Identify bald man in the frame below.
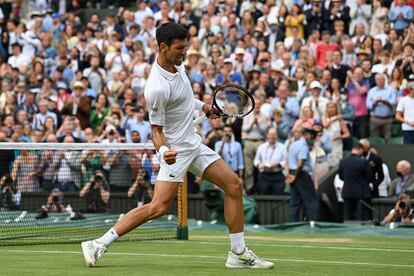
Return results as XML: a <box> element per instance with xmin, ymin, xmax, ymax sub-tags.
<box><xmin>389</xmin><ymin>160</ymin><xmax>414</xmax><ymax>197</ymax></box>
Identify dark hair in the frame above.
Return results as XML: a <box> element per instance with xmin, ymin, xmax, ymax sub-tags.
<box><xmin>156</xmin><ymin>22</ymin><xmax>188</xmax><ymax>47</ymax></box>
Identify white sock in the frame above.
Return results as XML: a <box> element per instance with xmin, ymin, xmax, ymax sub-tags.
<box><xmin>229</xmin><ymin>232</ymin><xmax>246</xmax><ymax>255</ymax></box>
<box><xmin>97</xmin><ymin>227</ymin><xmax>119</xmax><ymax>246</ymax></box>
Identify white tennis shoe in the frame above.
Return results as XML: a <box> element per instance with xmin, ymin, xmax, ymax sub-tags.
<box><xmin>81</xmin><ymin>240</ymin><xmax>107</xmax><ymax>267</ymax></box>
<box><xmin>225</xmin><ymin>247</ymin><xmax>274</xmax><ymax>269</ymax></box>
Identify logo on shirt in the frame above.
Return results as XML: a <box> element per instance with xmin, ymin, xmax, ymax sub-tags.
<box><xmin>152</xmin><ymin>107</ymin><xmax>158</xmax><ymax>112</ymax></box>
<box><xmin>169</xmin><ymin>173</ymin><xmax>176</xmax><ymax>178</ymax></box>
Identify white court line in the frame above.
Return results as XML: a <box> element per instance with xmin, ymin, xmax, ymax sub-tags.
<box><xmin>172</xmin><ymin>240</ymin><xmax>414</xmax><ymax>253</ymax></box>
<box><xmin>142</xmin><ymin>239</ymin><xmax>414</xmax><ymax>253</ymax></box>
<box><xmin>0</xmin><ymin>249</ymin><xmax>413</xmax><ymax>269</ymax></box>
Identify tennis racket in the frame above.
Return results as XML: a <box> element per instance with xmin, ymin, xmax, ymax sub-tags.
<box><xmin>193</xmin><ymin>84</ymin><xmax>255</xmax><ymax>125</ymax></box>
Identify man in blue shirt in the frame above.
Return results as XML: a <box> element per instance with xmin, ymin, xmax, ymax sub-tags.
<box><xmin>271</xmin><ymin>84</ymin><xmax>300</xmax><ymax>140</ymax></box>
<box><xmin>254</xmin><ymin>128</ymin><xmax>287</xmax><ymax>195</ymax></box>
<box><xmin>286</xmin><ymin>127</ymin><xmax>319</xmax><ymax>222</ymax></box>
<box><xmin>366</xmin><ymin>73</ymin><xmax>397</xmax><ymax>141</ymax></box>
<box><xmin>215</xmin><ymin>125</ymin><xmax>244</xmax><ymax>184</ymax></box>
<box><xmin>389</xmin><ymin>0</ymin><xmax>413</xmax><ymax>34</ymax></box>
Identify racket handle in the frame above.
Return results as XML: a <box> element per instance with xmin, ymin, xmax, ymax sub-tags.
<box><xmin>193</xmin><ymin>114</ymin><xmax>207</xmax><ymax>125</ymax></box>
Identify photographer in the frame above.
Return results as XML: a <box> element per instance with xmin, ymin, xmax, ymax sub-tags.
<box><xmin>80</xmin><ymin>172</ymin><xmax>110</xmax><ymax>213</ymax></box>
<box><xmin>0</xmin><ymin>175</ymin><xmax>21</xmax><ymax>210</ymax></box>
<box><xmin>382</xmin><ymin>194</ymin><xmax>414</xmax><ymax>224</ymax></box>
<box><xmin>36</xmin><ymin>188</ymin><xmax>68</xmax><ymax>219</ymax></box>
<box><xmin>44</xmin><ymin>188</ymin><xmax>66</xmax><ymax>213</ymax></box>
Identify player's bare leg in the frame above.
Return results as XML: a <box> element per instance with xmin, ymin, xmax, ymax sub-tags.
<box><xmin>202</xmin><ymin>159</ymin><xmax>244</xmax><ymax>234</ymax></box>
<box><xmin>81</xmin><ymin>181</ymin><xmax>179</xmax><ymax>267</ymax></box>
<box><xmin>203</xmin><ymin>159</ymin><xmax>273</xmax><ymax>269</ymax></box>
<box><xmin>113</xmin><ymin>181</ymin><xmax>179</xmax><ymax>235</ymax></box>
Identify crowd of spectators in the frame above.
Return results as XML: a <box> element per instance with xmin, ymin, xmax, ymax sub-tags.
<box><xmin>0</xmin><ymin>0</ymin><xmax>414</xmax><ymax>221</ymax></box>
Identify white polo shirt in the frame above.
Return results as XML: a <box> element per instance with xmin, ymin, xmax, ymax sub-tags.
<box><xmin>397</xmin><ymin>95</ymin><xmax>414</xmax><ymax>131</ymax></box>
<box><xmin>145</xmin><ymin>60</ymin><xmax>204</xmax><ymax>151</ymax></box>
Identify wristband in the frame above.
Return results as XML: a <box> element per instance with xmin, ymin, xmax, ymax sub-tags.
<box><xmin>158</xmin><ymin>146</ymin><xmax>169</xmax><ymax>158</ymax></box>
<box><xmin>389</xmin><ymin>209</ymin><xmax>396</xmax><ymax>215</ymax></box>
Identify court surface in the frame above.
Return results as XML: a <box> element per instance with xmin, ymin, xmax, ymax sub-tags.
<box><xmin>1</xmin><ymin>230</ymin><xmax>413</xmax><ymax>276</ymax></box>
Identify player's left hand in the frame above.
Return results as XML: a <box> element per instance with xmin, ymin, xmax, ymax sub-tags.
<box><xmin>164</xmin><ymin>149</ymin><xmax>177</xmax><ymax>165</ymax></box>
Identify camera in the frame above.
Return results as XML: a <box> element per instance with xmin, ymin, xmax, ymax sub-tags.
<box><xmin>52</xmin><ymin>195</ymin><xmax>59</xmax><ymax>203</ymax></box>
<box><xmin>399</xmin><ymin>201</ymin><xmax>407</xmax><ymax>209</ymax></box>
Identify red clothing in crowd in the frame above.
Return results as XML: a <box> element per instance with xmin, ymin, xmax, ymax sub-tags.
<box><xmin>316</xmin><ymin>42</ymin><xmax>340</xmax><ymax>69</ymax></box>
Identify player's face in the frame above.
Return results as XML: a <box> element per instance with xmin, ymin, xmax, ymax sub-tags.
<box><xmin>164</xmin><ymin>39</ymin><xmax>187</xmax><ymax>66</ymax></box>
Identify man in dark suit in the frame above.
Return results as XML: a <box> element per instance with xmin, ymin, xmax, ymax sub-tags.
<box><xmin>339</xmin><ymin>142</ymin><xmax>371</xmax><ymax>220</ymax></box>
<box><xmin>359</xmin><ymin>139</ymin><xmax>384</xmax><ymax>198</ymax></box>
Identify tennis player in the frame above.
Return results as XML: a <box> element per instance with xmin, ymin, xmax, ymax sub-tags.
<box><xmin>81</xmin><ymin>22</ymin><xmax>273</xmax><ymax>269</ymax></box>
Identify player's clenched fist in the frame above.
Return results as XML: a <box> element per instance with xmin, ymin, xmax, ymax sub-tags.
<box><xmin>158</xmin><ymin>146</ymin><xmax>177</xmax><ymax>165</ymax></box>
<box><xmin>163</xmin><ymin>149</ymin><xmax>177</xmax><ymax>165</ymax></box>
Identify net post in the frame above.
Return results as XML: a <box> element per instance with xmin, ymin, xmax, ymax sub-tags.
<box><xmin>177</xmin><ymin>174</ymin><xmax>188</xmax><ymax>240</ymax></box>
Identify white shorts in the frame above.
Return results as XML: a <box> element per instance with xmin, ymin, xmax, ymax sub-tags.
<box><xmin>157</xmin><ymin>143</ymin><xmax>220</xmax><ymax>182</ymax></box>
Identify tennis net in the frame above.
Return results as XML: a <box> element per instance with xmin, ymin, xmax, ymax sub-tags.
<box><xmin>0</xmin><ymin>143</ymin><xmax>188</xmax><ymax>245</ymax></box>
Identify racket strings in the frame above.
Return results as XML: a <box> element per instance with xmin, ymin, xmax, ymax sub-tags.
<box><xmin>215</xmin><ymin>87</ymin><xmax>253</xmax><ymax>117</ymax></box>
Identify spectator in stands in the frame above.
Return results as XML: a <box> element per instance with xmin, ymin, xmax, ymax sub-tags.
<box><xmin>326</xmin><ymin>50</ymin><xmax>349</xmax><ymax>86</ymax></box>
<box><xmin>347</xmin><ymin>66</ymin><xmax>371</xmax><ymax>138</ymax></box>
<box><xmin>394</xmin><ymin>43</ymin><xmax>414</xmax><ymax>80</ymax></box>
<box><xmin>0</xmin><ymin>175</ymin><xmax>21</xmax><ymax>210</ymax></box>
<box><xmin>39</xmin><ymin>134</ymin><xmax>60</xmax><ymax>191</ymax></box>
<box><xmin>389</xmin><ymin>0</ymin><xmax>413</xmax><ymax>35</ymax></box>
<box><xmin>80</xmin><ymin>171</ymin><xmax>110</xmax><ymax>213</ymax></box>
<box><xmin>271</xmin><ymin>84</ymin><xmax>300</xmax><ymax>139</ymax></box>
<box><xmin>389</xmin><ymin>160</ymin><xmax>414</xmax><ymax>197</ymax></box>
<box><xmin>366</xmin><ymin>73</ymin><xmax>397</xmax><ymax>141</ymax></box>
<box><xmin>254</xmin><ymin>128</ymin><xmax>287</xmax><ymax>195</ymax></box>
<box><xmin>301</xmin><ymin>81</ymin><xmax>328</xmax><ymax>120</ymax></box>
<box><xmin>90</xmin><ymin>94</ymin><xmax>110</xmax><ymax>135</ymax></box>
<box><xmin>80</xmin><ymin>149</ymin><xmax>106</xmax><ymax>188</ymax></box>
<box><xmin>215</xmin><ymin>125</ymin><xmax>244</xmax><ymax>187</ymax></box>
<box><xmin>11</xmin><ymin>149</ymin><xmax>41</xmax><ymax>192</ymax></box>
<box><xmin>204</xmin><ymin>118</ymin><xmax>223</xmax><ymax>150</ymax></box>
<box><xmin>286</xmin><ymin>127</ymin><xmax>319</xmax><ymax>222</ymax></box>
<box><xmin>339</xmin><ymin>142</ymin><xmax>371</xmax><ymax>220</ymax></box>
<box><xmin>15</xmin><ymin>88</ymin><xmax>38</xmax><ymax>124</ymax></box>
<box><xmin>370</xmin><ymin>0</ymin><xmax>388</xmax><ymax>37</ymax></box>
<box><xmin>106</xmin><ymin>148</ymin><xmax>134</xmax><ymax>193</ymax></box>
<box><xmin>305</xmin><ymin>0</ymin><xmax>323</xmax><ymax>38</ymax></box>
<box><xmin>382</xmin><ymin>194</ymin><xmax>414</xmax><ymax>224</ymax></box>
<box><xmin>125</xmin><ymin>106</ymin><xmax>151</xmax><ymax>143</ymax></box>
<box><xmin>396</xmin><ymin>77</ymin><xmax>414</xmax><ymax>144</ymax></box>
<box><xmin>359</xmin><ymin>139</ymin><xmax>385</xmax><ymax>199</ymax></box>
<box><xmin>293</xmin><ymin>106</ymin><xmax>315</xmax><ymax>130</ymax></box>
<box><xmin>242</xmin><ymin>100</ymin><xmax>270</xmax><ymax>193</ymax></box>
<box><xmin>32</xmin><ymin>99</ymin><xmax>58</xmax><ymax>131</ymax></box>
<box><xmin>316</xmin><ymin>31</ymin><xmax>340</xmax><ymax>69</ymax></box>
<box><xmin>350</xmin><ymin>0</ymin><xmax>372</xmax><ymax>36</ymax></box>
<box><xmin>61</xmin><ymin>81</ymin><xmax>90</xmax><ymax>130</ymax></box>
<box><xmin>0</xmin><ymin>131</ymin><xmax>14</xmax><ymax>178</ymax></box>
<box><xmin>55</xmin><ymin>135</ymin><xmax>82</xmax><ymax>191</ymax></box>
<box><xmin>322</xmin><ymin>101</ymin><xmax>351</xmax><ymax>167</ymax></box>
<box><xmin>7</xmin><ymin>43</ymin><xmax>30</xmax><ymax>74</ymax></box>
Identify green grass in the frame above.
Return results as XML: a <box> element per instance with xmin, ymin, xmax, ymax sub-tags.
<box><xmin>1</xmin><ymin>231</ymin><xmax>414</xmax><ymax>276</ymax></box>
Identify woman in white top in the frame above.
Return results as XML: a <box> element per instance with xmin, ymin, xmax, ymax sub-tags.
<box><xmin>369</xmin><ymin>0</ymin><xmax>388</xmax><ymax>37</ymax></box>
<box><xmin>322</xmin><ymin>101</ymin><xmax>350</xmax><ymax>167</ymax></box>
